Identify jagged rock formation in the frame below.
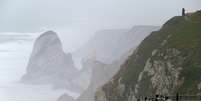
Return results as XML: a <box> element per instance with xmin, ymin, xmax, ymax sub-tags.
<box><xmin>70</xmin><ymin>26</ymin><xmax>159</xmax><ymax>101</ymax></box>
<box><xmin>74</xmin><ymin>26</ymin><xmax>159</xmax><ymax>64</ymax></box>
<box><xmin>57</xmin><ymin>45</ymin><xmax>136</xmax><ymax>101</ymax></box>
<box><xmin>95</xmin><ymin>10</ymin><xmax>201</xmax><ymax>101</ymax></box>
<box><xmin>54</xmin><ymin>26</ymin><xmax>159</xmax><ymax>101</ymax></box>
<box><xmin>21</xmin><ymin>31</ymin><xmax>79</xmax><ymax>89</ymax></box>
<box><xmin>73</xmin><ymin>33</ymin><xmax>144</xmax><ymax>101</ymax></box>
<box><xmin>76</xmin><ymin>59</ymin><xmax>120</xmax><ymax>101</ymax></box>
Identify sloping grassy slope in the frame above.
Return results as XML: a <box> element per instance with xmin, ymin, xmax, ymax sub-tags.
<box><xmin>100</xmin><ymin>10</ymin><xmax>201</xmax><ymax>101</ymax></box>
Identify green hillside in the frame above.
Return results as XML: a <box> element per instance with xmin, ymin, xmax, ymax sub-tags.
<box><xmin>95</xmin><ymin>10</ymin><xmax>201</xmax><ymax>101</ymax></box>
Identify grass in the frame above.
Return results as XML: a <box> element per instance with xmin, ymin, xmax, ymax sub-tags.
<box><xmin>121</xmin><ymin>10</ymin><xmax>201</xmax><ymax>95</ymax></box>
<box><xmin>98</xmin><ymin>10</ymin><xmax>201</xmax><ymax>101</ymax></box>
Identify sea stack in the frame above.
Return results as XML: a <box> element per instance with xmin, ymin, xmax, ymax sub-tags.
<box><xmin>21</xmin><ymin>31</ymin><xmax>78</xmax><ymax>87</ymax></box>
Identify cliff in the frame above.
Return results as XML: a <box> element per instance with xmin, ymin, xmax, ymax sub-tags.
<box><xmin>74</xmin><ymin>26</ymin><xmax>159</xmax><ymax>64</ymax></box>
<box><xmin>95</xmin><ymin>10</ymin><xmax>201</xmax><ymax>101</ymax></box>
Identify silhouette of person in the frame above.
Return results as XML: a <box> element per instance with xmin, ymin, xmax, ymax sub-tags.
<box><xmin>182</xmin><ymin>8</ymin><xmax>185</xmax><ymax>16</ymax></box>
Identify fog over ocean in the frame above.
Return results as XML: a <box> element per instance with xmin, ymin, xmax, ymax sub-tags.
<box><xmin>0</xmin><ymin>32</ymin><xmax>78</xmax><ymax>101</ymax></box>
<box><xmin>0</xmin><ymin>1</ymin><xmax>200</xmax><ymax>101</ymax></box>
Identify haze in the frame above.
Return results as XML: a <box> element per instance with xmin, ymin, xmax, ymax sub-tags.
<box><xmin>0</xmin><ymin>0</ymin><xmax>200</xmax><ymax>52</ymax></box>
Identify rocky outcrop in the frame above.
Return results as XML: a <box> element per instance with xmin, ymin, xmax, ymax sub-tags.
<box><xmin>55</xmin><ymin>26</ymin><xmax>159</xmax><ymax>101</ymax></box>
<box><xmin>75</xmin><ymin>59</ymin><xmax>120</xmax><ymax>101</ymax></box>
<box><xmin>72</xmin><ymin>26</ymin><xmax>160</xmax><ymax>101</ymax></box>
<box><xmin>95</xmin><ymin>10</ymin><xmax>201</xmax><ymax>101</ymax></box>
<box><xmin>135</xmin><ymin>48</ymin><xmax>184</xmax><ymax>95</ymax></box>
<box><xmin>21</xmin><ymin>31</ymin><xmax>78</xmax><ymax>89</ymax></box>
<box><xmin>57</xmin><ymin>44</ymin><xmax>137</xmax><ymax>101</ymax></box>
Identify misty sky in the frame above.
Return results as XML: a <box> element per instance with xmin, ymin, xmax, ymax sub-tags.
<box><xmin>0</xmin><ymin>0</ymin><xmax>200</xmax><ymax>52</ymax></box>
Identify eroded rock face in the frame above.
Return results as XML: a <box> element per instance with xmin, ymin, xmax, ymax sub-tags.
<box><xmin>21</xmin><ymin>31</ymin><xmax>78</xmax><ymax>88</ymax></box>
<box><xmin>76</xmin><ymin>59</ymin><xmax>120</xmax><ymax>101</ymax></box>
<box><xmin>57</xmin><ymin>47</ymin><xmax>135</xmax><ymax>101</ymax></box>
<box><xmin>136</xmin><ymin>48</ymin><xmax>184</xmax><ymax>95</ymax></box>
<box><xmin>95</xmin><ymin>11</ymin><xmax>201</xmax><ymax>101</ymax></box>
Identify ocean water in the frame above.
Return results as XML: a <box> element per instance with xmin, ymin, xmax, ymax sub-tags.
<box><xmin>0</xmin><ymin>33</ymin><xmax>78</xmax><ymax>101</ymax></box>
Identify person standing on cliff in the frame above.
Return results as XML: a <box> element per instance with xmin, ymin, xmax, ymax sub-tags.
<box><xmin>182</xmin><ymin>8</ymin><xmax>185</xmax><ymax>16</ymax></box>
